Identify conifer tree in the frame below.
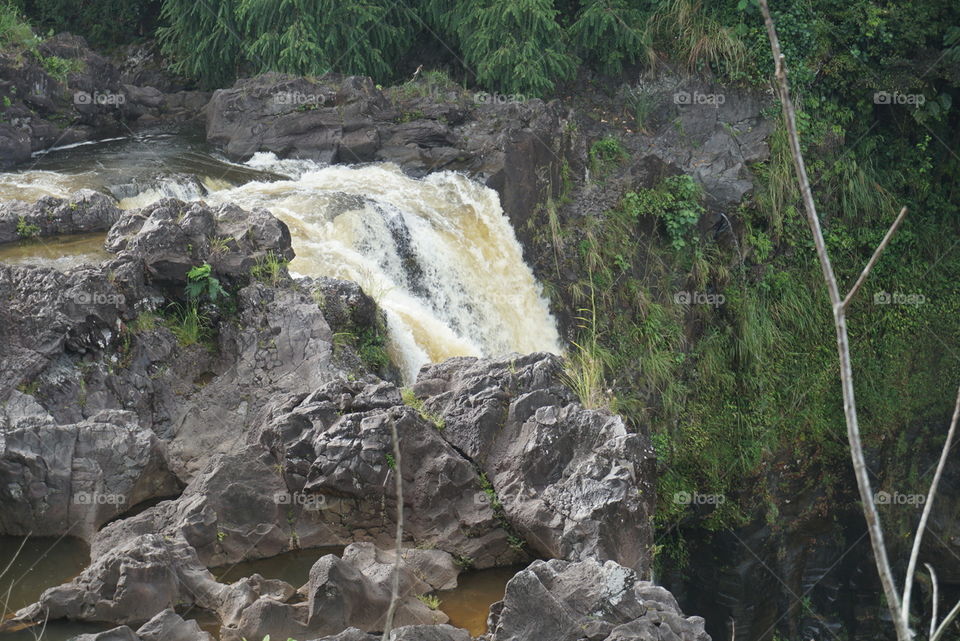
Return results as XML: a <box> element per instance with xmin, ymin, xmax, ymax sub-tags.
<box><xmin>236</xmin><ymin>0</ymin><xmax>411</xmax><ymax>79</ymax></box>
<box><xmin>456</xmin><ymin>0</ymin><xmax>576</xmax><ymax>96</ymax></box>
<box><xmin>157</xmin><ymin>0</ymin><xmax>244</xmax><ymax>89</ymax></box>
<box><xmin>567</xmin><ymin>0</ymin><xmax>645</xmax><ymax>75</ymax></box>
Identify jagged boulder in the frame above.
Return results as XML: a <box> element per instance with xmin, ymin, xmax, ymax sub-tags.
<box><xmin>0</xmin><ymin>189</ymin><xmax>123</xmax><ymax>244</ymax></box>
<box><xmin>415</xmin><ymin>353</ymin><xmax>656</xmax><ymax>573</ymax></box>
<box><xmin>223</xmin><ymin>543</ymin><xmax>451</xmax><ymax>641</ymax></box>
<box><xmin>486</xmin><ymin>559</ymin><xmax>710</xmax><ymax>641</ymax></box>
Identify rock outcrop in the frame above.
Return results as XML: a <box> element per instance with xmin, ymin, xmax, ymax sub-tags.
<box><xmin>0</xmin><ymin>409</ymin><xmax>179</xmax><ymax>539</ymax></box>
<box><xmin>416</xmin><ymin>354</ymin><xmax>656</xmax><ymax>574</ymax></box>
<box><xmin>203</xmin><ymin>73</ymin><xmax>770</xmax><ymax>252</ymax></box>
<box><xmin>0</xmin><ymin>190</ymin><xmax>122</xmax><ymax>243</ymax></box>
<box><xmin>0</xmin><ymin>33</ymin><xmax>209</xmax><ymax>169</ymax></box>
<box><xmin>486</xmin><ymin>559</ymin><xmax>711</xmax><ymax>641</ymax></box>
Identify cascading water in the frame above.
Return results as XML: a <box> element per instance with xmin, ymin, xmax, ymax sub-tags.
<box><xmin>200</xmin><ymin>158</ymin><xmax>562</xmax><ymax>380</ymax></box>
<box><xmin>0</xmin><ymin>139</ymin><xmax>562</xmax><ymax>381</ymax></box>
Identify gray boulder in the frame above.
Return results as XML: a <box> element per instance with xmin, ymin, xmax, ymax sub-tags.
<box><xmin>0</xmin><ymin>409</ymin><xmax>179</xmax><ymax>539</ymax></box>
<box><xmin>486</xmin><ymin>559</ymin><xmax>710</xmax><ymax>641</ymax></box>
<box><xmin>416</xmin><ymin>353</ymin><xmax>655</xmax><ymax>573</ymax></box>
<box><xmin>136</xmin><ymin>609</ymin><xmax>214</xmax><ymax>641</ymax></box>
<box><xmin>222</xmin><ymin>543</ymin><xmax>450</xmax><ymax>641</ymax></box>
<box><xmin>0</xmin><ymin>190</ymin><xmax>122</xmax><ymax>245</ymax></box>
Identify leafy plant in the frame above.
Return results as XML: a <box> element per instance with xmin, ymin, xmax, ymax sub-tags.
<box><xmin>40</xmin><ymin>55</ymin><xmax>84</xmax><ymax>82</ymax></box>
<box><xmin>16</xmin><ymin>216</ymin><xmax>40</xmax><ymax>239</ymax></box>
<box><xmin>623</xmin><ymin>175</ymin><xmax>704</xmax><ymax>250</ymax></box>
<box><xmin>588</xmin><ymin>136</ymin><xmax>628</xmax><ymax>178</ymax></box>
<box><xmin>185</xmin><ymin>263</ymin><xmax>228</xmax><ymax>303</ymax></box>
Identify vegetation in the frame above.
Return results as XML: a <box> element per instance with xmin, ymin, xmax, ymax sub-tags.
<box><xmin>588</xmin><ymin>136</ymin><xmax>628</xmax><ymax>179</ymax></box>
<box><xmin>417</xmin><ymin>594</ymin><xmax>442</xmax><ymax>610</ymax></box>
<box><xmin>400</xmin><ymin>387</ymin><xmax>445</xmax><ymax>430</ymax></box>
<box><xmin>250</xmin><ymin>250</ymin><xmax>289</xmax><ymax>286</ymax></box>
<box><xmin>15</xmin><ymin>216</ymin><xmax>39</xmax><ymax>238</ymax></box>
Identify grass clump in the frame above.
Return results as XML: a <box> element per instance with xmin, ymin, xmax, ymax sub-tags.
<box><xmin>0</xmin><ymin>3</ymin><xmax>39</xmax><ymax>54</ymax></box>
<box><xmin>401</xmin><ymin>387</ymin><xmax>445</xmax><ymax>430</ymax></box>
<box><xmin>588</xmin><ymin>136</ymin><xmax>628</xmax><ymax>179</ymax></box>
<box><xmin>417</xmin><ymin>594</ymin><xmax>442</xmax><ymax>610</ymax></box>
<box><xmin>250</xmin><ymin>250</ymin><xmax>290</xmax><ymax>286</ymax></box>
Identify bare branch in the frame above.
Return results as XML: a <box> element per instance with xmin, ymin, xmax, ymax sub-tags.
<box><xmin>932</xmin><ymin>597</ymin><xmax>960</xmax><ymax>641</ymax></box>
<box><xmin>756</xmin><ymin>1</ymin><xmax>908</xmax><ymax>637</ymax></box>
<box><xmin>904</xmin><ymin>386</ymin><xmax>960</xmax><ymax>630</ymax></box>
<box><xmin>381</xmin><ymin>417</ymin><xmax>404</xmax><ymax>641</ymax></box>
<box><xmin>843</xmin><ymin>206</ymin><xmax>909</xmax><ymax>309</ymax></box>
<box><xmin>926</xmin><ymin>563</ymin><xmax>939</xmax><ymax>640</ymax></box>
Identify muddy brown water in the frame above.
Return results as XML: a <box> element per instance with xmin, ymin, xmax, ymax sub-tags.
<box><xmin>0</xmin><ymin>233</ymin><xmax>109</xmax><ymax>270</ymax></box>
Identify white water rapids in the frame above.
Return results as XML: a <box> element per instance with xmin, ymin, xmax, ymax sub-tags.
<box><xmin>0</xmin><ymin>145</ymin><xmax>562</xmax><ymax>381</ymax></box>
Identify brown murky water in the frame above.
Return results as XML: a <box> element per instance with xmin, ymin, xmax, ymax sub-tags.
<box><xmin>0</xmin><ymin>536</ymin><xmax>518</xmax><ymax>640</ymax></box>
<box><xmin>437</xmin><ymin>566</ymin><xmax>520</xmax><ymax>636</ymax></box>
<box><xmin>208</xmin><ymin>546</ymin><xmax>346</xmax><ymax>587</ymax></box>
<box><xmin>0</xmin><ymin>233</ymin><xmax>109</xmax><ymax>270</ymax></box>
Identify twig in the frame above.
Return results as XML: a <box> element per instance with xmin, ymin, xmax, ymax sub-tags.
<box><xmin>926</xmin><ymin>563</ymin><xmax>939</xmax><ymax>640</ymax></box>
<box><xmin>380</xmin><ymin>417</ymin><xmax>404</xmax><ymax>641</ymax></box>
<box><xmin>842</xmin><ymin>206</ymin><xmax>909</xmax><ymax>309</ymax></box>
<box><xmin>904</xmin><ymin>387</ymin><xmax>960</xmax><ymax>631</ymax></box>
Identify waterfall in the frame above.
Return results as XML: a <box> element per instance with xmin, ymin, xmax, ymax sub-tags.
<box><xmin>201</xmin><ymin>159</ymin><xmax>562</xmax><ymax>380</ymax></box>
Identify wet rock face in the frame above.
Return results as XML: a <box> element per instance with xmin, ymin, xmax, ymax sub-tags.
<box><xmin>487</xmin><ymin>559</ymin><xmax>711</xmax><ymax>641</ymax></box>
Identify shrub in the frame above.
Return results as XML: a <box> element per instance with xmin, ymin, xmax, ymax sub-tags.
<box><xmin>588</xmin><ymin>136</ymin><xmax>628</xmax><ymax>178</ymax></box>
<box><xmin>568</xmin><ymin>0</ymin><xmax>645</xmax><ymax>76</ymax></box>
<box><xmin>185</xmin><ymin>263</ymin><xmax>227</xmax><ymax>303</ymax></box>
<box><xmin>16</xmin><ymin>216</ymin><xmax>40</xmax><ymax>238</ymax></box>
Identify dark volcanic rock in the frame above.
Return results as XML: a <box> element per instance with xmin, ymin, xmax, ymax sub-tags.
<box><xmin>486</xmin><ymin>559</ymin><xmax>710</xmax><ymax>641</ymax></box>
<box><xmin>0</xmin><ymin>409</ymin><xmax>179</xmax><ymax>540</ymax></box>
<box><xmin>0</xmin><ymin>190</ymin><xmax>122</xmax><ymax>244</ymax></box>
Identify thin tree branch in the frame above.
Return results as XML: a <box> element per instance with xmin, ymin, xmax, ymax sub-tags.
<box><xmin>757</xmin><ymin>1</ymin><xmax>908</xmax><ymax>638</ymax></box>
<box><xmin>932</xmin><ymin>596</ymin><xmax>960</xmax><ymax>641</ymax></box>
<box><xmin>926</xmin><ymin>563</ymin><xmax>939</xmax><ymax>640</ymax></box>
<box><xmin>903</xmin><ymin>387</ymin><xmax>960</xmax><ymax>630</ymax></box>
<box><xmin>843</xmin><ymin>206</ymin><xmax>909</xmax><ymax>309</ymax></box>
<box><xmin>381</xmin><ymin>416</ymin><xmax>404</xmax><ymax>641</ymax></box>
